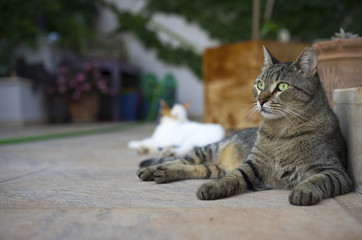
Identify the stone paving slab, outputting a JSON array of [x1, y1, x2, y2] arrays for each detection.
[[1, 206, 361, 240], [0, 123, 361, 240]]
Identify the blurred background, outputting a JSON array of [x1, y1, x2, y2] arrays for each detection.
[[0, 0, 361, 127]]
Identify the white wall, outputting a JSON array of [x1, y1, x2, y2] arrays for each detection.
[[97, 0, 220, 117], [0, 78, 46, 126]]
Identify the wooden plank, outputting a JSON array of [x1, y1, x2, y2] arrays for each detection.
[[204, 40, 310, 129]]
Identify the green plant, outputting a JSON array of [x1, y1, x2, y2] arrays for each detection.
[[332, 28, 359, 39], [109, 8, 202, 78], [146, 0, 362, 42], [109, 0, 361, 80], [0, 0, 104, 76]]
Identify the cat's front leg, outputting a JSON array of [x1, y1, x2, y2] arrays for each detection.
[[137, 165, 158, 181], [137, 157, 190, 182], [197, 160, 265, 200], [289, 168, 353, 206], [196, 173, 240, 200]]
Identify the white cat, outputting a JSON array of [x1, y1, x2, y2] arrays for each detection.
[[128, 100, 225, 156]]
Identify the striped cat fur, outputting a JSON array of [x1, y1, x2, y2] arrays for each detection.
[[136, 46, 353, 206]]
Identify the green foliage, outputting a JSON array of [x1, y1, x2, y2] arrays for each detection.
[[0, 0, 103, 74], [146, 1, 254, 42], [111, 0, 361, 79], [111, 9, 202, 77], [270, 0, 362, 41], [146, 0, 362, 42]]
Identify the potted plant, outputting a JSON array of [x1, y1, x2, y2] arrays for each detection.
[[312, 29, 362, 106], [47, 61, 117, 122]]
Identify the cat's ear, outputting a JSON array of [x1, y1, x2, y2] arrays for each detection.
[[262, 46, 279, 70], [183, 102, 191, 110], [160, 99, 169, 109], [292, 47, 318, 77]]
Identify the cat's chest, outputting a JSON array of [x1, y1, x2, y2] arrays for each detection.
[[257, 138, 304, 162], [254, 138, 309, 188], [268, 165, 306, 189]]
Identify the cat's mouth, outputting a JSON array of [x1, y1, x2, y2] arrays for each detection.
[[258, 106, 279, 118], [256, 101, 281, 119]]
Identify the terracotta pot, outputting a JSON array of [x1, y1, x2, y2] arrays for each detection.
[[312, 38, 362, 107], [68, 93, 100, 122]]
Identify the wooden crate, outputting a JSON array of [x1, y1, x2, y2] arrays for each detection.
[[203, 40, 310, 129]]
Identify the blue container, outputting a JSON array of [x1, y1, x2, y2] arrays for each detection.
[[119, 92, 139, 121]]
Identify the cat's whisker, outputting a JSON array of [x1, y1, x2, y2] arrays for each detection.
[[280, 111, 300, 134], [282, 110, 315, 130], [239, 104, 256, 114], [284, 108, 313, 124], [239, 102, 257, 107], [244, 109, 258, 122], [240, 108, 257, 122], [239, 103, 256, 114], [278, 100, 314, 117], [282, 109, 303, 123], [239, 104, 258, 123], [286, 106, 313, 118]]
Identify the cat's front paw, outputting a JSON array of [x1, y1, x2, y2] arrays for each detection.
[[154, 166, 173, 184], [196, 181, 227, 200], [137, 167, 155, 181], [289, 186, 322, 206]]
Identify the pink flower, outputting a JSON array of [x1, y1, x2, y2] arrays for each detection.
[[92, 60, 100, 67], [93, 70, 101, 79], [83, 63, 91, 71], [83, 83, 91, 92], [57, 76, 65, 84], [58, 85, 66, 93], [69, 80, 77, 88], [97, 81, 106, 89], [60, 66, 69, 74], [76, 73, 85, 82]]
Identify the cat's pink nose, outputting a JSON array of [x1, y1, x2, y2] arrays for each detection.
[[258, 98, 267, 106]]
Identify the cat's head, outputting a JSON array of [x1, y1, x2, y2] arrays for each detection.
[[253, 46, 319, 120], [160, 99, 190, 122]]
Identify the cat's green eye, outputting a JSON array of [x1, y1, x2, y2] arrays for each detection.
[[277, 82, 289, 91], [257, 81, 265, 90]]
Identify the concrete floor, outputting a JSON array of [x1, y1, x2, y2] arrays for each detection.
[[0, 123, 361, 240]]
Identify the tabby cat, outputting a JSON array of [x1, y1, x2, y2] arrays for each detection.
[[137, 47, 353, 206]]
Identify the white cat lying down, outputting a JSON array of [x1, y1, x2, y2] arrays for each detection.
[[128, 100, 225, 156]]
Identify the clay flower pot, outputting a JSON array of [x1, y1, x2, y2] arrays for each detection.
[[68, 92, 100, 122], [312, 38, 362, 107]]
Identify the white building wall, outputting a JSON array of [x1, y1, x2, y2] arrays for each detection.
[[0, 78, 46, 126]]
